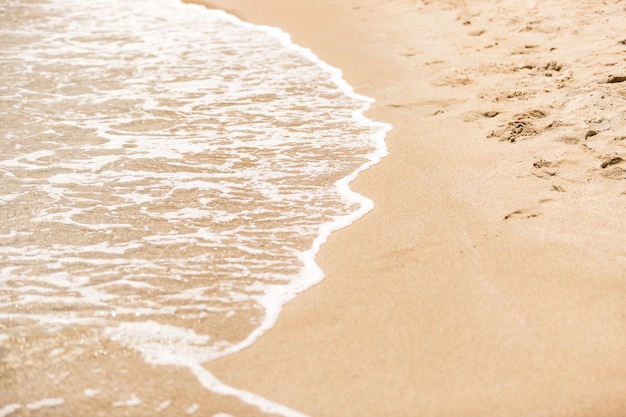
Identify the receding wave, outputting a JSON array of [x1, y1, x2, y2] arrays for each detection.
[[0, 0, 389, 415]]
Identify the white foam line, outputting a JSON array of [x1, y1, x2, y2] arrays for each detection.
[[159, 1, 392, 415], [188, 363, 309, 417], [0, 404, 20, 417], [25, 397, 65, 410]]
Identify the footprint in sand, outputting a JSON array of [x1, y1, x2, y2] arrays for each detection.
[[503, 208, 542, 221], [489, 109, 547, 142], [504, 198, 555, 221]]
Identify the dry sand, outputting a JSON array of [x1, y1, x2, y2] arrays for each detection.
[[194, 0, 626, 416]]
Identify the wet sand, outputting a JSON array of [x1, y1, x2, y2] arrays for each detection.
[[193, 0, 626, 416]]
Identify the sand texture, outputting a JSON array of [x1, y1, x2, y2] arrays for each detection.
[[195, 0, 626, 416]]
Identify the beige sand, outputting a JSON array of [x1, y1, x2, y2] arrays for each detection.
[[194, 0, 626, 415]]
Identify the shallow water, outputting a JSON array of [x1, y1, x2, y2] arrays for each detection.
[[0, 0, 388, 414]]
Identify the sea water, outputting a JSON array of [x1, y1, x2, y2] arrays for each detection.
[[0, 0, 389, 415]]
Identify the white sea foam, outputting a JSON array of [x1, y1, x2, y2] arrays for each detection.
[[0, 0, 390, 415], [25, 398, 65, 410], [0, 404, 21, 417]]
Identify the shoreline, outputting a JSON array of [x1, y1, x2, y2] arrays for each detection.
[[197, 1, 626, 416]]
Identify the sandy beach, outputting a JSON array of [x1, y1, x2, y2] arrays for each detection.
[[2, 1, 622, 415], [191, 0, 626, 416]]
